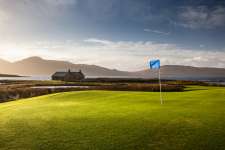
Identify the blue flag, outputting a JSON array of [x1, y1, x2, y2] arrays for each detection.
[[149, 59, 160, 69]]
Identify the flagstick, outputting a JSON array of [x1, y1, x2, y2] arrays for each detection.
[[159, 68, 163, 104]]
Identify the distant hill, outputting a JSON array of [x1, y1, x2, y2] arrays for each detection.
[[134, 65, 225, 80], [0, 57, 225, 80], [0, 74, 21, 77], [0, 57, 131, 77]]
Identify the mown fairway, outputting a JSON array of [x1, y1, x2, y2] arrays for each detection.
[[0, 86, 225, 150]]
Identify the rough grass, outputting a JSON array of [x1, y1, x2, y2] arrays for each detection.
[[0, 82, 183, 103], [0, 86, 225, 150]]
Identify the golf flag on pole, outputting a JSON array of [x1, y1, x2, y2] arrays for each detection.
[[150, 59, 160, 69], [149, 59, 163, 104]]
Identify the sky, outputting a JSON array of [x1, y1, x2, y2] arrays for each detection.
[[0, 0, 225, 71]]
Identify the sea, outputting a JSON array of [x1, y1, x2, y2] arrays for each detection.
[[0, 76, 135, 81], [0, 76, 225, 85], [0, 76, 51, 81]]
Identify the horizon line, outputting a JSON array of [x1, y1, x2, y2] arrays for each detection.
[[0, 56, 225, 72]]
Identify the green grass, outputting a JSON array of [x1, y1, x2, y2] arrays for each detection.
[[0, 86, 225, 150]]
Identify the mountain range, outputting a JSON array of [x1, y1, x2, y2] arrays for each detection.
[[0, 56, 225, 80]]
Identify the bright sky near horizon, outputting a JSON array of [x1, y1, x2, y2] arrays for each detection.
[[0, 0, 225, 71]]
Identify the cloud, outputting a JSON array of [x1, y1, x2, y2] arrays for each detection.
[[84, 38, 113, 45], [0, 0, 79, 36], [178, 6, 225, 29], [0, 9, 9, 23], [144, 29, 170, 35], [45, 0, 77, 6], [1, 38, 225, 71], [199, 44, 205, 48], [80, 38, 225, 70], [0, 0, 77, 19]]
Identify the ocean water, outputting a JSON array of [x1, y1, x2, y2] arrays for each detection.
[[0, 76, 51, 81], [206, 81, 225, 85], [0, 76, 225, 86], [32, 86, 90, 89], [0, 76, 130, 81]]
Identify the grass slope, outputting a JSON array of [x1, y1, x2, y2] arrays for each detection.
[[0, 86, 225, 150]]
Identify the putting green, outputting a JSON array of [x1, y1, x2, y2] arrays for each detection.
[[0, 86, 225, 150]]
